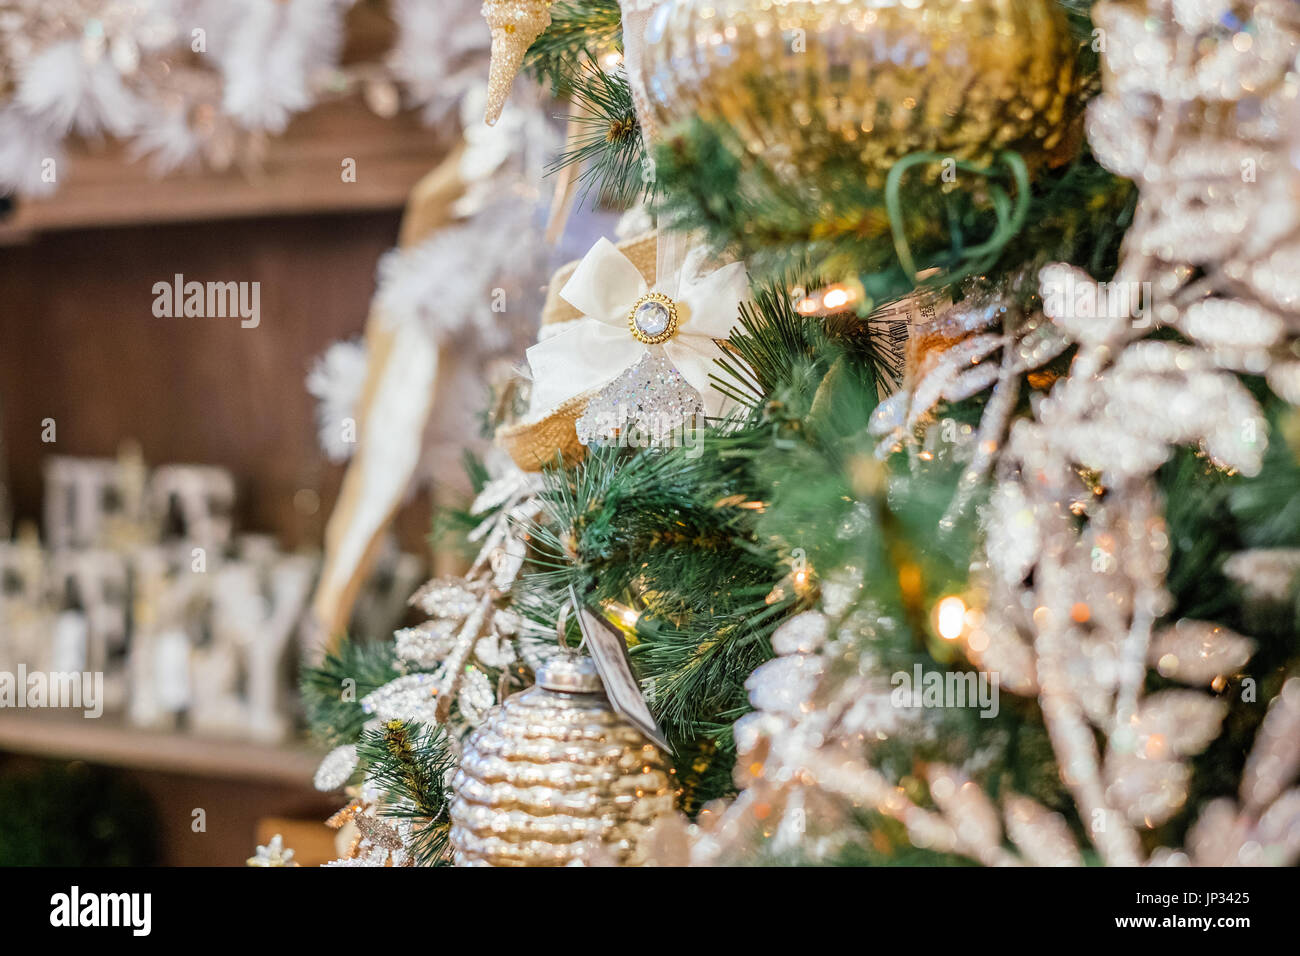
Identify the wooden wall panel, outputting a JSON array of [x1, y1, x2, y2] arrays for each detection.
[[0, 210, 433, 555]]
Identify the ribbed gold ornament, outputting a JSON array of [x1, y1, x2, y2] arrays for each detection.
[[639, 0, 1082, 181], [449, 656, 675, 866]]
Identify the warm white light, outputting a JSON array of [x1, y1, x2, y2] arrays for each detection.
[[936, 595, 967, 641], [792, 566, 812, 593], [601, 601, 640, 629], [822, 286, 852, 309]]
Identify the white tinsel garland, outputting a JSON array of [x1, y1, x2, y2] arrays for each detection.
[[0, 0, 490, 194], [214, 0, 351, 132], [388, 0, 491, 126], [305, 338, 369, 463]]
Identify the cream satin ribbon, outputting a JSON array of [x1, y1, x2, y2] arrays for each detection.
[[525, 236, 749, 418]]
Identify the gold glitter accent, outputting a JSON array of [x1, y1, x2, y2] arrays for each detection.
[[640, 0, 1082, 184], [482, 0, 552, 126]]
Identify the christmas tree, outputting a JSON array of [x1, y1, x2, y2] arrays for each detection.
[[304, 0, 1300, 867]]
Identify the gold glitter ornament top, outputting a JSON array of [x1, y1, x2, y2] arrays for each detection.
[[639, 0, 1083, 183], [482, 0, 553, 125]]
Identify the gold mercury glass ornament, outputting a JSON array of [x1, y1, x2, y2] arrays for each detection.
[[449, 654, 676, 866], [639, 0, 1082, 182]]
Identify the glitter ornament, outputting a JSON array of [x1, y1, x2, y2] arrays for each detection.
[[525, 236, 750, 436], [575, 352, 705, 448], [639, 0, 1081, 183], [361, 672, 444, 727], [246, 834, 298, 867], [449, 655, 675, 866], [481, 0, 552, 126]]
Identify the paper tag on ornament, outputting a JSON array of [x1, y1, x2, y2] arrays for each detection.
[[867, 293, 950, 398], [570, 584, 670, 751]]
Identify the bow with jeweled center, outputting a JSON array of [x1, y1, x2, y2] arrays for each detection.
[[525, 237, 750, 418]]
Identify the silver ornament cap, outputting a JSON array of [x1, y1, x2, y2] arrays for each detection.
[[536, 654, 604, 694]]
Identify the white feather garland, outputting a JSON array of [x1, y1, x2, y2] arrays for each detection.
[[0, 0, 489, 196], [306, 339, 370, 462]]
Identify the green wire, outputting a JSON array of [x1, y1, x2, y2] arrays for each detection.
[[884, 150, 1032, 282]]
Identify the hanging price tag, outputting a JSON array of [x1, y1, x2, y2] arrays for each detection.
[[866, 292, 950, 397], [569, 584, 669, 751]]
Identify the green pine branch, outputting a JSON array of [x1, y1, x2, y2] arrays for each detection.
[[356, 720, 457, 866], [524, 0, 623, 93], [511, 303, 972, 803], [301, 637, 399, 747], [654, 116, 1134, 306], [523, 2, 648, 210], [548, 58, 649, 209]]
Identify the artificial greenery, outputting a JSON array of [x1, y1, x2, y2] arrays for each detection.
[[524, 0, 650, 209], [301, 0, 1300, 864], [652, 116, 1134, 308], [507, 280, 1048, 814], [301, 637, 398, 748], [547, 56, 648, 209], [356, 720, 457, 866], [524, 0, 623, 93]]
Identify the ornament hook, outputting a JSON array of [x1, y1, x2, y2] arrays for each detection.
[[555, 597, 585, 652]]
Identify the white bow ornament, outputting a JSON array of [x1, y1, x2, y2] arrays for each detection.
[[525, 237, 750, 420]]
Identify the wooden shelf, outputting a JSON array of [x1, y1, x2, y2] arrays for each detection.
[[0, 97, 449, 242], [0, 711, 323, 786]]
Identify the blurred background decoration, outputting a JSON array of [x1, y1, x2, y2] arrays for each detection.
[[0, 443, 322, 742], [0, 0, 559, 865]]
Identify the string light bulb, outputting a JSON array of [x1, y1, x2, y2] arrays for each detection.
[[792, 566, 813, 593], [935, 595, 967, 641], [792, 281, 863, 317], [603, 600, 640, 629]]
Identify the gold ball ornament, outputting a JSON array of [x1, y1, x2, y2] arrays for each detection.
[[639, 0, 1082, 182], [482, 0, 552, 126], [449, 655, 676, 866]]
